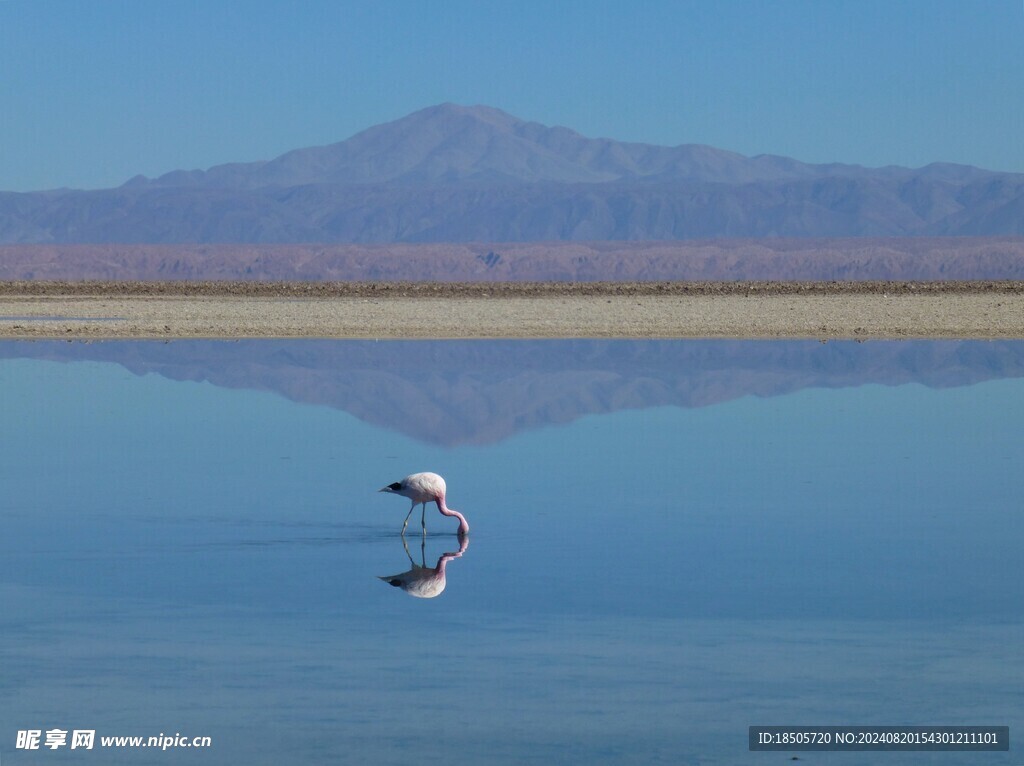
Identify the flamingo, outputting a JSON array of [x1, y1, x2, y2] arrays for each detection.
[[379, 471, 469, 536], [379, 534, 469, 599]]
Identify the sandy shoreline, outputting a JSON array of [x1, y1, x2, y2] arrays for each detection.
[[1, 281, 1023, 339]]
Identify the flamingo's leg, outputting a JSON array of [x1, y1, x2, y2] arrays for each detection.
[[421, 502, 427, 535], [402, 502, 415, 535]]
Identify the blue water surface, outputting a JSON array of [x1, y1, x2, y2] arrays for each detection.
[[0, 340, 1021, 765]]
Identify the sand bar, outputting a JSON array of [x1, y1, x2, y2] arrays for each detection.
[[0, 281, 1022, 339]]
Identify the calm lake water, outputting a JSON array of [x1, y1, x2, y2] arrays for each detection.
[[1, 340, 1022, 764]]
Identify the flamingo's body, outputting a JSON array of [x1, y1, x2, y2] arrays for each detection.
[[379, 471, 469, 536]]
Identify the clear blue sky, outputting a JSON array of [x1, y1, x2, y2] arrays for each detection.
[[2, 0, 1023, 191]]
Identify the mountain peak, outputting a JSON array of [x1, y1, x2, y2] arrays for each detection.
[[85, 104, 1024, 195], [141, 103, 624, 188], [139, 103, 797, 190], [407, 102, 524, 126], [14, 104, 1012, 245]]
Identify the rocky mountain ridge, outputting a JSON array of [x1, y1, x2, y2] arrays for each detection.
[[3, 104, 1023, 244]]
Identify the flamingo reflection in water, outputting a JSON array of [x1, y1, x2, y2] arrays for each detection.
[[379, 534, 469, 599]]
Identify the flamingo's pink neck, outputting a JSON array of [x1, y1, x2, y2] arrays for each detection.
[[436, 494, 469, 536]]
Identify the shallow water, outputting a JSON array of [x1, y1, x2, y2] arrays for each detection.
[[0, 340, 1021, 764]]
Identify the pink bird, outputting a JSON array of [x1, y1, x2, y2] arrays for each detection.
[[379, 471, 469, 537]]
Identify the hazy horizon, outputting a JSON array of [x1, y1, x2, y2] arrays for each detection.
[[6, 102, 1024, 194], [2, 1, 1023, 192]]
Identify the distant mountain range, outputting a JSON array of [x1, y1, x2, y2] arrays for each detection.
[[3, 103, 1024, 244], [2, 339, 1022, 445]]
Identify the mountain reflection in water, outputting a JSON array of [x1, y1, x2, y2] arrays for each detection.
[[0, 339, 1021, 446]]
